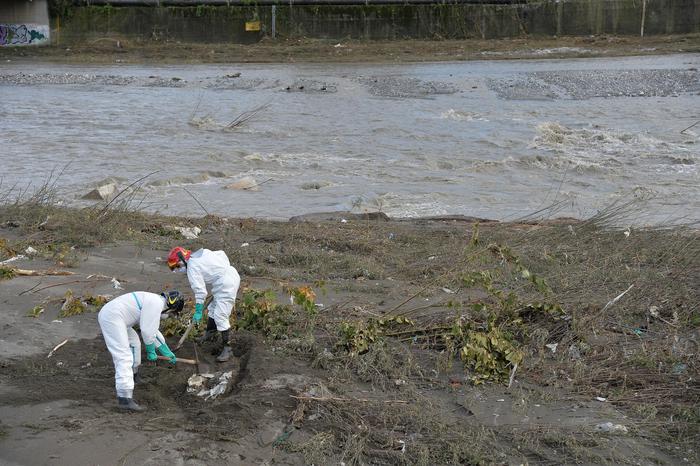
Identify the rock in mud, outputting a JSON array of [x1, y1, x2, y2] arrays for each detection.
[[225, 176, 258, 191], [300, 181, 331, 190], [595, 422, 628, 434], [82, 183, 118, 201], [289, 211, 390, 223]]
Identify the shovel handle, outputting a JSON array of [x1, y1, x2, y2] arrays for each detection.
[[157, 355, 197, 365], [175, 321, 194, 350]]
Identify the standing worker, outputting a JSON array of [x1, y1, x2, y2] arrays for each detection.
[[167, 247, 240, 362], [98, 290, 184, 412]]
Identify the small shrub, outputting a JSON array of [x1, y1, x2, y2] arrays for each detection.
[[0, 266, 16, 281]]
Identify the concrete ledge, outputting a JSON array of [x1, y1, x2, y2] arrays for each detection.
[[0, 0, 50, 46], [49, 0, 700, 43]]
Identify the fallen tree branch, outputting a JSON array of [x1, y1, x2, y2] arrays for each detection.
[[14, 268, 75, 277], [226, 102, 270, 129], [21, 278, 109, 295], [47, 339, 69, 358]]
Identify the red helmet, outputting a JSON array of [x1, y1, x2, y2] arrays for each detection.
[[167, 247, 191, 270]]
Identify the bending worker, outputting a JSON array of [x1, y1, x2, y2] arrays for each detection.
[[167, 246, 240, 362], [98, 290, 184, 412]]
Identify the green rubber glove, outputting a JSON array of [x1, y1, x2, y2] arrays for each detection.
[[193, 302, 204, 323], [156, 342, 177, 364], [145, 343, 157, 362]]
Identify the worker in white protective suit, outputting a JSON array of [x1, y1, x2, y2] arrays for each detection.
[[167, 246, 240, 362], [98, 290, 184, 411]]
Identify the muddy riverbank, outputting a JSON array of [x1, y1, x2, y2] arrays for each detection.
[[3, 34, 700, 64], [0, 202, 697, 465]]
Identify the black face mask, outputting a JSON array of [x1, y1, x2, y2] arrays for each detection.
[[177, 251, 188, 268]]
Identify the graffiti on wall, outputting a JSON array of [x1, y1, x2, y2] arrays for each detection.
[[0, 24, 49, 46]]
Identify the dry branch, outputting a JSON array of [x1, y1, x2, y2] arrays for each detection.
[[226, 103, 270, 129], [47, 339, 69, 358], [14, 268, 75, 277]]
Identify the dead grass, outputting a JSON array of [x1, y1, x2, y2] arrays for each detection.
[[287, 392, 503, 465], [1, 181, 697, 463]]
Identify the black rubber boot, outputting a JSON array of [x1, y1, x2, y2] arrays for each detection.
[[216, 330, 232, 362], [133, 370, 143, 385], [197, 317, 218, 345], [117, 397, 145, 412]]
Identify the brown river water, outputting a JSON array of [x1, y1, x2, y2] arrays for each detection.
[[2, 53, 699, 224]]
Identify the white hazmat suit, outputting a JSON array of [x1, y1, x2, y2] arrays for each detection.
[[98, 292, 167, 399], [187, 248, 240, 331]]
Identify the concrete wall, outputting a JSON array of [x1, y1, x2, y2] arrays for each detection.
[[0, 0, 50, 46], [51, 0, 700, 44]]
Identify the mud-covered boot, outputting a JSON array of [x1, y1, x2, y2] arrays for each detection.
[[197, 317, 219, 345], [216, 345, 233, 362], [117, 397, 145, 412], [215, 329, 232, 362], [133, 369, 144, 385]]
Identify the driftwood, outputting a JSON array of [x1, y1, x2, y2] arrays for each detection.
[[47, 339, 69, 358], [14, 268, 75, 277]]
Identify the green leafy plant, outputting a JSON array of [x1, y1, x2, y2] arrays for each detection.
[[238, 288, 295, 339], [451, 321, 522, 385], [58, 290, 111, 318], [27, 306, 44, 318], [0, 266, 16, 281], [287, 285, 317, 315], [338, 315, 415, 356]]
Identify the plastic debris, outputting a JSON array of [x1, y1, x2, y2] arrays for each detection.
[[595, 422, 628, 434], [545, 343, 558, 353], [649, 306, 660, 319], [595, 396, 607, 402], [177, 226, 201, 240], [241, 243, 249, 248], [188, 371, 234, 400], [0, 255, 25, 265], [111, 278, 123, 290], [25, 246, 38, 255]]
